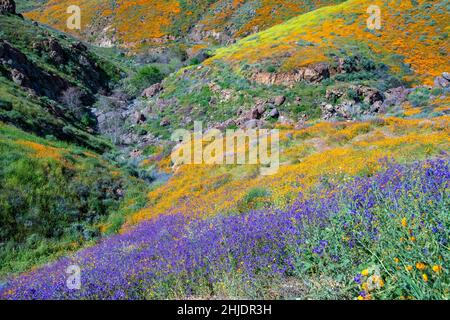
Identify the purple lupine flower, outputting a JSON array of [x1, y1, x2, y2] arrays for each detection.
[[354, 274, 363, 284]]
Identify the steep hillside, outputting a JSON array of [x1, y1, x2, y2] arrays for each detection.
[[99, 0, 450, 227], [24, 0, 345, 49], [128, 0, 449, 139], [0, 122, 149, 276], [0, 13, 127, 150], [211, 0, 449, 85], [0, 11, 149, 276], [1, 0, 449, 301]]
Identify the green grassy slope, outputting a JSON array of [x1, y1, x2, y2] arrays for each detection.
[[0, 14, 150, 276]]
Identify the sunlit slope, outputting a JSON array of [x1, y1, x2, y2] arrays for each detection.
[[0, 15, 149, 275], [0, 122, 132, 275], [25, 0, 345, 48], [191, 0, 346, 37], [210, 0, 449, 85], [129, 114, 450, 225]]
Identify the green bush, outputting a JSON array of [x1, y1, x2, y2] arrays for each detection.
[[408, 88, 430, 107], [126, 66, 163, 96], [237, 187, 271, 213]]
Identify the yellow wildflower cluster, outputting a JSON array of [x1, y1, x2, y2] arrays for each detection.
[[356, 268, 384, 300], [16, 140, 64, 161]]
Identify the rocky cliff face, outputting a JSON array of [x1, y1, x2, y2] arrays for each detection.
[[31, 37, 112, 96], [0, 32, 113, 102], [0, 40, 69, 99], [250, 63, 332, 86], [0, 13, 123, 152]]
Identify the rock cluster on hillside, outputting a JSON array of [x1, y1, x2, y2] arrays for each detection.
[[0, 40, 69, 99], [320, 85, 385, 120], [434, 72, 450, 88], [251, 63, 331, 86], [142, 83, 163, 98], [0, 0, 15, 15]]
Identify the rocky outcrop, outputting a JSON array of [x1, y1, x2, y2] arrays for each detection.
[[326, 88, 344, 101], [142, 83, 163, 98], [273, 96, 286, 106], [250, 53, 381, 86], [353, 85, 384, 105], [251, 63, 331, 86], [0, 40, 68, 99], [93, 92, 151, 146], [434, 72, 450, 88], [47, 38, 67, 64], [383, 86, 408, 107], [207, 82, 234, 103], [268, 108, 280, 119], [133, 111, 146, 124], [227, 97, 283, 129], [247, 101, 267, 120], [0, 0, 15, 14], [321, 99, 385, 120], [321, 101, 355, 120]]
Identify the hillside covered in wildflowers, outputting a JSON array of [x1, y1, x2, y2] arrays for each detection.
[[2, 159, 449, 299], [0, 0, 449, 300]]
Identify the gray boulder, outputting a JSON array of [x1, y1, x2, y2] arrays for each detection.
[[244, 119, 258, 129], [142, 83, 163, 98], [273, 95, 286, 106], [268, 108, 280, 119], [0, 0, 15, 14]]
